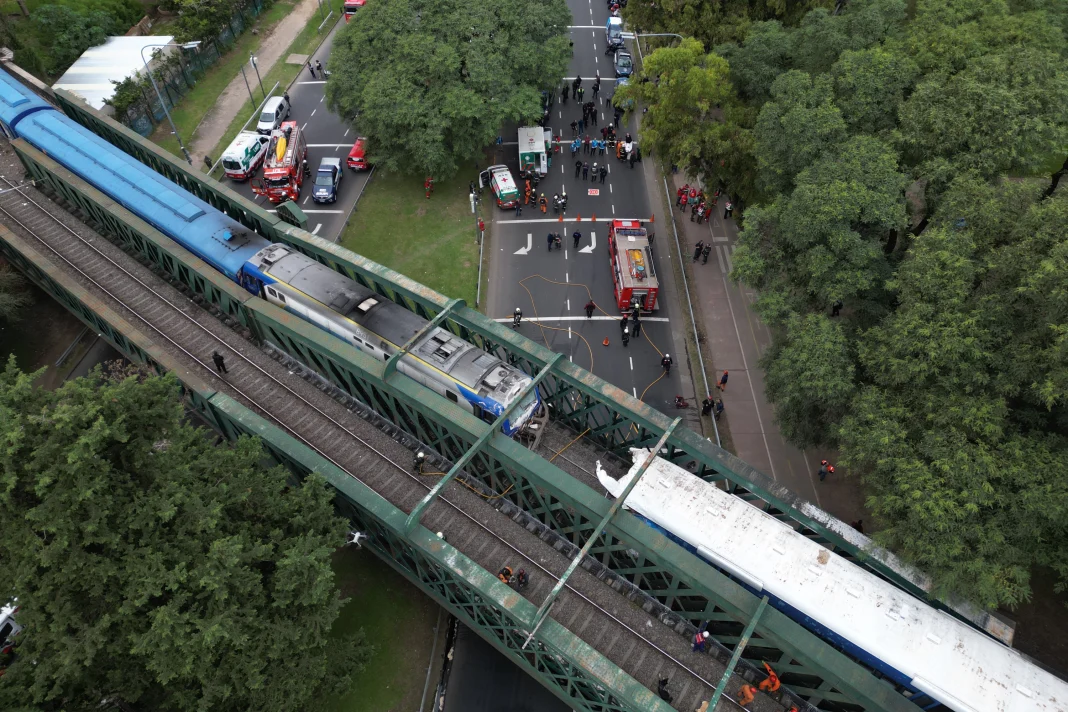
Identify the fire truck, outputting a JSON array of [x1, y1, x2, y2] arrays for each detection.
[[343, 0, 365, 21], [250, 122, 307, 204], [607, 219, 659, 312]]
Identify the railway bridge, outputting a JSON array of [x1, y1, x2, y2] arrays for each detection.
[[0, 80, 992, 712]]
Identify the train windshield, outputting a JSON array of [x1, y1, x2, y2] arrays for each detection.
[[511, 388, 539, 427]]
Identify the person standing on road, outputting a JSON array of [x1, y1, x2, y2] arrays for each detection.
[[701, 243, 711, 264], [315, 59, 323, 75], [582, 161, 589, 180], [724, 200, 734, 219], [575, 159, 582, 178], [591, 162, 598, 181], [717, 370, 728, 391], [547, 232, 556, 251], [584, 299, 596, 318], [599, 164, 607, 183], [212, 351, 228, 375], [631, 315, 641, 339], [573, 76, 581, 92], [515, 201, 522, 217], [573, 230, 582, 249], [576, 85, 585, 102], [593, 76, 601, 97], [621, 326, 630, 347], [661, 353, 673, 374], [677, 185, 687, 208], [578, 117, 585, 134], [619, 313, 629, 333], [307, 61, 316, 78], [584, 135, 591, 154], [570, 120, 578, 138], [512, 308, 523, 328], [539, 193, 548, 214], [562, 83, 569, 103], [701, 396, 714, 416], [693, 240, 704, 262], [631, 303, 640, 322]]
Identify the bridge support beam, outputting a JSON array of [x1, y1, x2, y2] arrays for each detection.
[[708, 596, 770, 710], [524, 419, 681, 640], [403, 352, 564, 533]]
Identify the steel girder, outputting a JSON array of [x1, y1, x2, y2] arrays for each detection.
[[0, 218, 672, 712], [46, 92, 953, 618], [8, 137, 922, 711]]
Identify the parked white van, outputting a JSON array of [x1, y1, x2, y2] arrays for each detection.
[[256, 95, 291, 134]]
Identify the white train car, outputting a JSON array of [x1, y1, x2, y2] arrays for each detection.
[[597, 450, 1068, 712]]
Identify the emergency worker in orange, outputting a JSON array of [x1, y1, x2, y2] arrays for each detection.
[[760, 662, 781, 693], [524, 179, 532, 205], [737, 684, 756, 707]]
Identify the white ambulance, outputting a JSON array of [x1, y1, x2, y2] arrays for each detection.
[[220, 130, 272, 181]]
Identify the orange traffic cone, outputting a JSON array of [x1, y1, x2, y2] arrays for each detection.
[[576, 214, 582, 221], [602, 337, 610, 346], [650, 213, 655, 223], [592, 213, 597, 222], [558, 214, 563, 222]]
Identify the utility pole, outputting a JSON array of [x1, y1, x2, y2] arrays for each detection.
[[249, 53, 266, 100]]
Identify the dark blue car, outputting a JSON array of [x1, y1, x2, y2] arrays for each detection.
[[313, 157, 343, 203]]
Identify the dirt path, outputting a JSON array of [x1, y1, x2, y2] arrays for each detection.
[[188, 0, 323, 167]]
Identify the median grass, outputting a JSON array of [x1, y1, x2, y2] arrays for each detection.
[[204, 0, 344, 168], [319, 547, 440, 712], [338, 173, 482, 305]]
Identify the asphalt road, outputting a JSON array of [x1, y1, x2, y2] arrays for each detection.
[[220, 21, 368, 243], [485, 6, 688, 414]]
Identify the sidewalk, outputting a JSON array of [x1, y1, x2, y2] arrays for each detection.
[[666, 175, 867, 523], [188, 0, 324, 166]]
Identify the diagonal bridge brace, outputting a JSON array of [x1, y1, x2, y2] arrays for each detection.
[[384, 298, 464, 379], [708, 595, 769, 709], [403, 352, 564, 533], [522, 418, 681, 645]]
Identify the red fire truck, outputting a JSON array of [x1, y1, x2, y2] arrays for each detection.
[[250, 122, 307, 204], [343, 0, 365, 21], [607, 219, 659, 312]]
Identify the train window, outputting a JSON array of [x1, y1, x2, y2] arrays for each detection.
[[446, 391, 459, 403], [355, 297, 379, 314], [352, 336, 362, 345]]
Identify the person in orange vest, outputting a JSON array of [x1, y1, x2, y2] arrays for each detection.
[[539, 193, 548, 214], [737, 683, 756, 707], [760, 662, 781, 693], [524, 179, 532, 205], [692, 629, 709, 652], [497, 566, 513, 585]]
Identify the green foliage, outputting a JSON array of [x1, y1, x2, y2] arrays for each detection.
[[171, 0, 238, 42], [0, 362, 372, 711], [326, 0, 570, 179], [30, 4, 122, 75], [831, 48, 917, 135], [0, 265, 32, 321]]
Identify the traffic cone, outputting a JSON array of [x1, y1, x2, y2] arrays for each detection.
[[650, 213, 655, 223], [602, 337, 610, 346], [576, 214, 582, 221], [558, 214, 563, 222], [592, 213, 597, 222]]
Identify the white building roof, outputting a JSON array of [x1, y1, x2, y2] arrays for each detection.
[[52, 36, 175, 110]]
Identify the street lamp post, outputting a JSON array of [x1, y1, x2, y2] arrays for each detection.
[[249, 54, 266, 100], [140, 41, 201, 166]]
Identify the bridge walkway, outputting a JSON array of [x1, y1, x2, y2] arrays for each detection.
[[0, 151, 791, 712]]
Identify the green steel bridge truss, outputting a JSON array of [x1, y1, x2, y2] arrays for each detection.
[[0, 90, 967, 711]]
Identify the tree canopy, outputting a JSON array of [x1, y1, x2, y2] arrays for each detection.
[[632, 0, 1068, 608], [0, 361, 371, 711], [326, 0, 570, 179]]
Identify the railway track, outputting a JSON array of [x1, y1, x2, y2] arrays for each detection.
[[0, 167, 789, 712]]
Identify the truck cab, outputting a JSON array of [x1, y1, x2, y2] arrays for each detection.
[[478, 165, 519, 209], [250, 122, 308, 204]]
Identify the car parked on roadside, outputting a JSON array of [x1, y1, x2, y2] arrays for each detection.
[[346, 138, 370, 171], [614, 51, 633, 78]]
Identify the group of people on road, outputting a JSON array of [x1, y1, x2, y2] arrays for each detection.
[[575, 160, 609, 184], [497, 565, 529, 590]]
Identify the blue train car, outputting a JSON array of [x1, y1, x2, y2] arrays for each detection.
[[0, 72, 51, 139]]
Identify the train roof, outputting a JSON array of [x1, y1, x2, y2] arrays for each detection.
[[598, 451, 1068, 712], [0, 68, 52, 133], [14, 110, 267, 280]]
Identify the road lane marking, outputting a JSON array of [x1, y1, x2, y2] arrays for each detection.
[[569, 326, 572, 340], [320, 95, 324, 103], [310, 109, 317, 117], [303, 196, 309, 205], [565, 272, 569, 282], [717, 245, 727, 273], [301, 123, 308, 130], [611, 205, 616, 214], [492, 316, 670, 323], [515, 233, 532, 255], [298, 80, 327, 84], [493, 217, 647, 224], [629, 357, 633, 370], [579, 230, 596, 253], [633, 387, 637, 398], [344, 128, 350, 137], [724, 245, 734, 274], [609, 184, 613, 193], [267, 209, 344, 214], [567, 299, 571, 310], [312, 223, 322, 235]]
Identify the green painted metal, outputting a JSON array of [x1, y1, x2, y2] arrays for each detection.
[[383, 297, 462, 379], [276, 200, 307, 229], [9, 111, 934, 710], [44, 92, 955, 622], [0, 218, 674, 712], [525, 419, 681, 644], [404, 351, 564, 533], [708, 596, 769, 711]]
